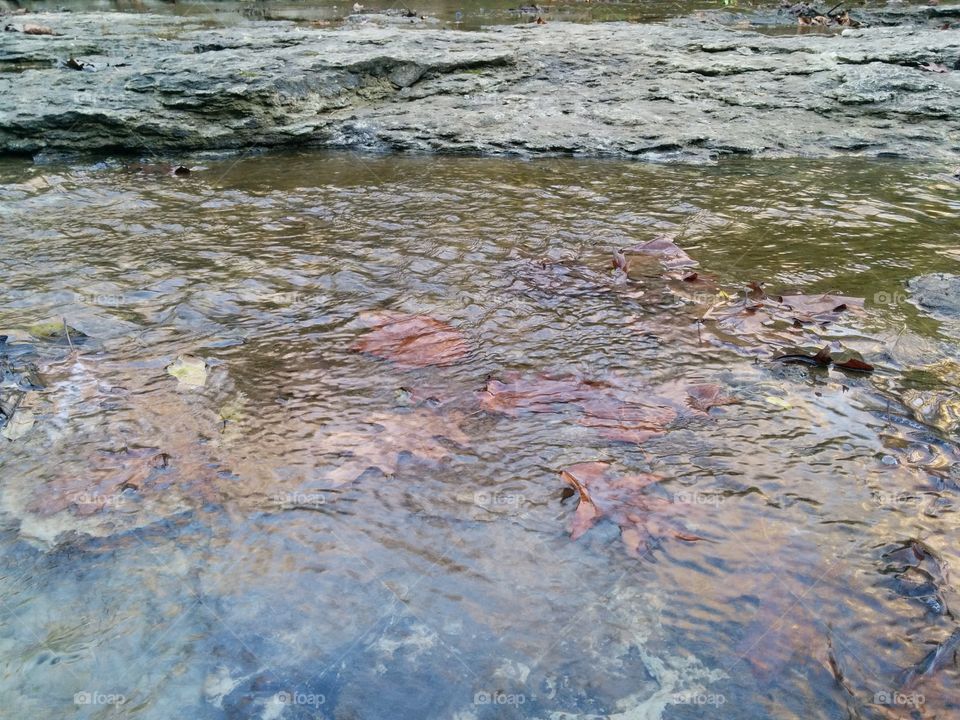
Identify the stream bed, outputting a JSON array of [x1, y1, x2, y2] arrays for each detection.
[[1, 152, 960, 719]]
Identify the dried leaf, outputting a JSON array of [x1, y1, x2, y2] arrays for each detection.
[[684, 383, 738, 412], [315, 409, 470, 485], [351, 310, 469, 368], [479, 372, 677, 444], [560, 461, 702, 557], [834, 357, 874, 373]]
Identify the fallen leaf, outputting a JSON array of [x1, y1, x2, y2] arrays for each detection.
[[702, 287, 864, 355], [780, 293, 864, 322], [166, 354, 208, 387], [351, 310, 469, 368], [834, 357, 874, 373], [775, 344, 874, 373], [315, 408, 470, 484], [624, 235, 698, 269], [478, 372, 606, 415], [479, 372, 677, 444], [560, 461, 703, 557], [684, 383, 738, 412], [27, 320, 87, 345]]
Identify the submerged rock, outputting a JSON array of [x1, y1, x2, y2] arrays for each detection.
[[908, 273, 960, 319], [0, 10, 959, 161]]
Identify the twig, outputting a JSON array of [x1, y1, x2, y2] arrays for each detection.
[[62, 316, 74, 351]]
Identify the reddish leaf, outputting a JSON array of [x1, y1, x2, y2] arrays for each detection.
[[351, 310, 469, 369], [478, 373, 602, 415], [834, 357, 874, 373], [684, 383, 738, 412], [479, 372, 677, 444], [560, 462, 703, 557]]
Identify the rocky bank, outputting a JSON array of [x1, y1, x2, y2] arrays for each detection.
[[1, 8, 959, 161]]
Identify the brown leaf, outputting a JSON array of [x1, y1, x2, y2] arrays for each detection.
[[834, 357, 874, 373], [315, 409, 470, 484], [684, 383, 738, 412], [560, 461, 702, 557], [478, 372, 602, 415], [351, 310, 469, 369], [479, 372, 677, 444]]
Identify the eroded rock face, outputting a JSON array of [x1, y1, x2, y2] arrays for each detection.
[[0, 10, 959, 160]]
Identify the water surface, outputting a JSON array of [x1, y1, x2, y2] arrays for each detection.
[[1, 153, 960, 719]]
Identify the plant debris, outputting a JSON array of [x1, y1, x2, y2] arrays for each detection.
[[351, 310, 470, 368], [560, 461, 704, 557]]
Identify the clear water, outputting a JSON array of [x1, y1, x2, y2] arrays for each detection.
[[1, 152, 960, 719]]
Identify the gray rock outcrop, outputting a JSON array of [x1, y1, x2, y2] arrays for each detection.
[[1, 10, 959, 160]]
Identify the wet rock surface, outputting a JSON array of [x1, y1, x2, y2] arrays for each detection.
[[908, 273, 960, 320], [0, 8, 959, 160]]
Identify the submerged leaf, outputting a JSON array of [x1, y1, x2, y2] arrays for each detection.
[[166, 355, 208, 387], [351, 310, 469, 368], [560, 461, 703, 557], [315, 408, 470, 485], [624, 235, 698, 269], [479, 372, 677, 444], [684, 383, 738, 412]]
